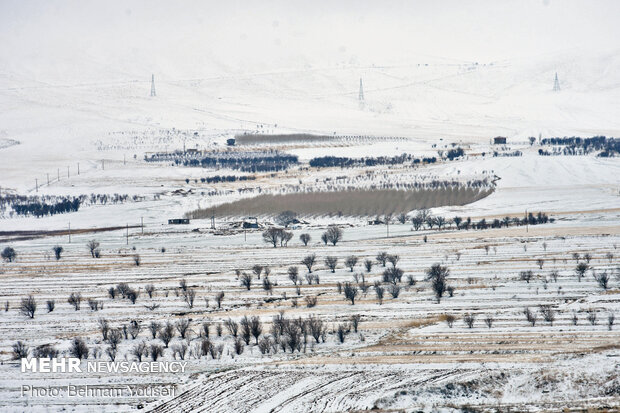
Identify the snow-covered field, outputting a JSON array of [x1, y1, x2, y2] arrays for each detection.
[[1, 1, 620, 412]]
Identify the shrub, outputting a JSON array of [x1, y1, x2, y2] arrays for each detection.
[[70, 338, 89, 359], [2, 247, 17, 262], [52, 246, 63, 260], [12, 341, 29, 359]]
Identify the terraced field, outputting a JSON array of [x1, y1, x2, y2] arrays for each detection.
[[1, 217, 618, 411]]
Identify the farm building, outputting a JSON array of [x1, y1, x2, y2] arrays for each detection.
[[493, 136, 507, 144], [168, 218, 190, 225]]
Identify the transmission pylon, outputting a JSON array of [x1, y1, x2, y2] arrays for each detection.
[[358, 78, 364, 101], [150, 74, 156, 97], [553, 72, 560, 92]]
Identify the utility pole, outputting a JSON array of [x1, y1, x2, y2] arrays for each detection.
[[77, 162, 80, 175], [67, 166, 70, 178], [150, 74, 156, 97], [47, 173, 50, 185], [35, 178, 38, 192], [57, 168, 60, 181], [68, 222, 71, 243], [126, 223, 129, 245], [141, 217, 144, 235], [123, 154, 126, 165]]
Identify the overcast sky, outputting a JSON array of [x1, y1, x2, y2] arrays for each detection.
[[1, 0, 619, 79]]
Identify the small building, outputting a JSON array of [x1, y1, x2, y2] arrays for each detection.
[[493, 136, 507, 145], [242, 217, 259, 229], [168, 218, 190, 225]]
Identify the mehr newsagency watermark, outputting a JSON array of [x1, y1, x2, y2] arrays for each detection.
[[20, 358, 184, 398]]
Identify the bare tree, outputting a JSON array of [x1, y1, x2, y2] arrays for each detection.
[[343, 282, 358, 305], [300, 233, 311, 246], [336, 324, 348, 343], [575, 263, 588, 282], [275, 211, 298, 228], [364, 259, 373, 273], [387, 254, 400, 267], [225, 318, 239, 337], [539, 305, 555, 325], [158, 322, 175, 347], [172, 343, 188, 360], [240, 273, 253, 290], [87, 240, 100, 258], [128, 320, 142, 339], [250, 316, 263, 344], [305, 296, 317, 308], [435, 216, 447, 230], [536, 259, 544, 269], [520, 270, 534, 283], [131, 341, 149, 362], [376, 252, 388, 267], [262, 227, 282, 248], [325, 226, 343, 246], [345, 256, 358, 272], [262, 276, 273, 294], [608, 313, 615, 330], [98, 318, 110, 340], [145, 284, 155, 298], [387, 284, 401, 298], [524, 307, 537, 326], [46, 299, 55, 312], [382, 267, 403, 284], [215, 291, 225, 309], [133, 255, 141, 266], [445, 314, 455, 328], [595, 271, 610, 290], [52, 245, 63, 260], [411, 215, 424, 231], [233, 338, 245, 355], [301, 255, 316, 273], [586, 309, 597, 325], [463, 313, 475, 328], [127, 289, 139, 304], [484, 315, 494, 329], [176, 318, 191, 339], [252, 265, 263, 279], [351, 314, 361, 332], [426, 264, 450, 303], [184, 288, 196, 308], [320, 232, 328, 245], [240, 316, 252, 345], [70, 338, 89, 359], [325, 256, 338, 273], [150, 344, 164, 361], [374, 282, 384, 304], [149, 321, 162, 339], [288, 266, 299, 285], [308, 315, 325, 343], [20, 295, 37, 318]]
